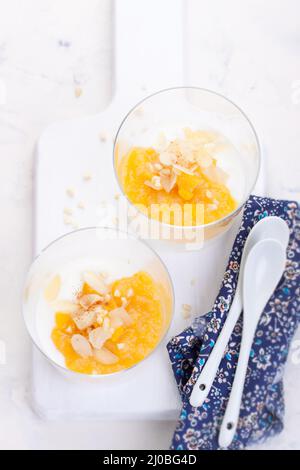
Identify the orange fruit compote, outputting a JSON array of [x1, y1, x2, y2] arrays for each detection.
[[51, 271, 167, 375], [117, 128, 237, 226]]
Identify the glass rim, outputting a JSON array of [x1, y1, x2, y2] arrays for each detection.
[[113, 86, 261, 230], [22, 225, 175, 379]]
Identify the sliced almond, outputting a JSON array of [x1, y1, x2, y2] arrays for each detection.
[[172, 164, 195, 175], [159, 151, 176, 166], [146, 175, 162, 190], [103, 317, 111, 331], [71, 334, 92, 358], [160, 168, 171, 175], [44, 275, 61, 302], [110, 313, 124, 330], [72, 309, 96, 330], [153, 163, 163, 171], [89, 327, 112, 349], [78, 294, 103, 309], [94, 347, 119, 365], [110, 307, 133, 327], [51, 300, 78, 314], [83, 271, 109, 295], [127, 288, 134, 298], [92, 305, 108, 315], [160, 172, 177, 193]]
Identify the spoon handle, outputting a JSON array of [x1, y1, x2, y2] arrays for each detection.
[[190, 292, 242, 407], [218, 326, 255, 448]]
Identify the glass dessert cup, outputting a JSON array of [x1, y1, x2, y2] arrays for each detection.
[[22, 227, 174, 381], [114, 87, 261, 247]]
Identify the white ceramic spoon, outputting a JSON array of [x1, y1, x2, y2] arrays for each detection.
[[190, 216, 289, 408], [218, 238, 286, 448]]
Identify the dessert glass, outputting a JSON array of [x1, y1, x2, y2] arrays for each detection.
[[114, 87, 261, 246], [22, 227, 174, 380]]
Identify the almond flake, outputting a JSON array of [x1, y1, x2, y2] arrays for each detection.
[[66, 188, 75, 198], [63, 214, 73, 226], [83, 172, 92, 181], [63, 207, 73, 216], [172, 164, 195, 175], [94, 347, 119, 365], [74, 87, 82, 98], [71, 334, 92, 358], [83, 271, 109, 295], [160, 172, 177, 193], [103, 317, 111, 331], [72, 309, 97, 330], [99, 132, 107, 142], [114, 289, 121, 298], [144, 175, 162, 190], [78, 294, 102, 309], [127, 288, 134, 298], [182, 304, 192, 320], [153, 163, 163, 171], [110, 307, 133, 327], [52, 300, 78, 314], [159, 151, 176, 166], [182, 303, 192, 312], [89, 327, 111, 349], [77, 201, 85, 210], [44, 275, 61, 302]]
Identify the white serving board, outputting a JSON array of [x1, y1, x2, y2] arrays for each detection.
[[32, 0, 265, 420]]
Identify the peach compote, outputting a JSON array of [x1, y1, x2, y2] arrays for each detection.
[[51, 270, 165, 375], [118, 128, 237, 225]]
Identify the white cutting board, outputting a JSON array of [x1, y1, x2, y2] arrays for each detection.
[[32, 0, 265, 419]]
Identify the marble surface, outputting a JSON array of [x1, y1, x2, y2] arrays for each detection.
[[0, 0, 299, 450]]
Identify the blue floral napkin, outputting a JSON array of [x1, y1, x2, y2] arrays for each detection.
[[167, 195, 300, 450]]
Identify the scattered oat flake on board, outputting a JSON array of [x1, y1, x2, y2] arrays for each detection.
[[74, 87, 82, 98], [66, 188, 75, 198], [99, 132, 107, 142], [182, 303, 192, 319], [77, 201, 85, 209], [63, 214, 74, 226], [83, 172, 92, 181], [63, 207, 73, 216]]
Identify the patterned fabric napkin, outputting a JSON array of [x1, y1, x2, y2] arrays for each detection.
[[167, 195, 300, 450]]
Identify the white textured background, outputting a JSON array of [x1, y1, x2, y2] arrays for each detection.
[[0, 0, 299, 449]]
